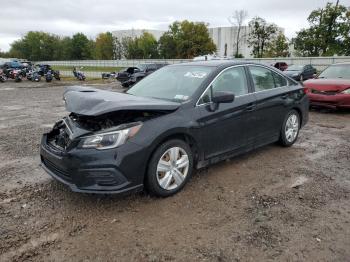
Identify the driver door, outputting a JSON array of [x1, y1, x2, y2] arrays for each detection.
[[196, 66, 256, 159]]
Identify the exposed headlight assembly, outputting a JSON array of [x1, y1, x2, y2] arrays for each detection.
[[341, 88, 350, 94], [80, 123, 142, 150]]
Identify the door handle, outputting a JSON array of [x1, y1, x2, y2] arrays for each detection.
[[245, 103, 255, 111]]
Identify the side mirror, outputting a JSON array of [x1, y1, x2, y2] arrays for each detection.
[[212, 91, 235, 104]]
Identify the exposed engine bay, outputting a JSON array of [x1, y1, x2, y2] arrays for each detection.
[[47, 110, 169, 151], [69, 110, 167, 131]]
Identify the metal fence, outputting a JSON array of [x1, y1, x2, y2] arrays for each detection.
[[38, 56, 350, 77]]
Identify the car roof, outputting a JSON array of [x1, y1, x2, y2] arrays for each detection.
[[169, 60, 265, 68]]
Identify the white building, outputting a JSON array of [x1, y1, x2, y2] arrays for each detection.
[[113, 26, 284, 59], [209, 26, 252, 58]]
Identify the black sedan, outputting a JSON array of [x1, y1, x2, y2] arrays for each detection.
[[284, 64, 317, 81], [40, 61, 309, 197]]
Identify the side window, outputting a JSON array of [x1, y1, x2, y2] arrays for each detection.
[[249, 66, 275, 92], [272, 71, 287, 87], [198, 66, 248, 104]]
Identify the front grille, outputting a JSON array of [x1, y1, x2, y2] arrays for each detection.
[[42, 157, 72, 182], [311, 89, 338, 95]]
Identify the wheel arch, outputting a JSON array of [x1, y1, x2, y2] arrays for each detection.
[[291, 107, 303, 126], [143, 131, 200, 184]]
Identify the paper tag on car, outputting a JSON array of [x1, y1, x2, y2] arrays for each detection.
[[174, 94, 189, 101], [184, 72, 207, 78]]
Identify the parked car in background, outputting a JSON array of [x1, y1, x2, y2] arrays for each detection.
[[1, 61, 24, 70], [283, 64, 317, 81], [40, 61, 308, 197], [273, 62, 288, 71], [304, 63, 350, 109], [0, 69, 6, 82], [116, 63, 168, 88]]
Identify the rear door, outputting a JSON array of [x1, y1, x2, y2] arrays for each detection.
[[197, 66, 256, 159], [247, 65, 291, 147]]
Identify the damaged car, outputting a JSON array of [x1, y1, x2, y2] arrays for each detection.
[[116, 63, 168, 88], [40, 61, 309, 197]]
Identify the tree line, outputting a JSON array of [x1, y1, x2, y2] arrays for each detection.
[[0, 1, 349, 60], [0, 21, 216, 61]]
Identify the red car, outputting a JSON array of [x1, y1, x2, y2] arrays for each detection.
[[304, 63, 350, 109]]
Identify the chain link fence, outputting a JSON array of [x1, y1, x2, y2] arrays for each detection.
[[38, 57, 350, 77]]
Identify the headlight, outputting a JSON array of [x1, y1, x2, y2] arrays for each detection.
[[292, 73, 299, 77], [80, 123, 142, 150], [341, 88, 350, 94]]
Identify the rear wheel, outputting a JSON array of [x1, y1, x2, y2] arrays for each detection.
[[279, 110, 300, 147], [146, 139, 193, 197]]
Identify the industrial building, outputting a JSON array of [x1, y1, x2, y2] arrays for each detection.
[[112, 26, 284, 58]]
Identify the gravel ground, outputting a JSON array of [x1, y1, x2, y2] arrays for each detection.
[[0, 80, 349, 262]]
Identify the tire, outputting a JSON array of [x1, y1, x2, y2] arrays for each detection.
[[146, 139, 193, 197], [279, 110, 300, 147]]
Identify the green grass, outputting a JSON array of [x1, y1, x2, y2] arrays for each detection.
[[60, 76, 113, 82], [52, 65, 124, 72]]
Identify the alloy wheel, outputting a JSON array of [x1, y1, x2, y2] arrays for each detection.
[[156, 147, 189, 190], [285, 114, 299, 143]]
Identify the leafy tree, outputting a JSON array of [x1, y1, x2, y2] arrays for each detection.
[[58, 36, 73, 60], [159, 20, 216, 59], [158, 23, 180, 58], [114, 37, 123, 59], [8, 31, 61, 61], [228, 10, 248, 58], [137, 32, 159, 59], [266, 31, 290, 57], [95, 32, 114, 59], [121, 32, 159, 59], [247, 17, 278, 58], [71, 33, 93, 60], [293, 1, 350, 56]]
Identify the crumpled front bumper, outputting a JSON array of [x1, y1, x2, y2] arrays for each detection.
[[40, 134, 145, 194]]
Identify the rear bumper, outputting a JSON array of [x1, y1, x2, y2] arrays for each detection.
[[308, 93, 350, 109], [40, 134, 146, 194]]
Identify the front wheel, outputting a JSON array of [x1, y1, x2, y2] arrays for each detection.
[[279, 110, 300, 147], [146, 139, 193, 197]]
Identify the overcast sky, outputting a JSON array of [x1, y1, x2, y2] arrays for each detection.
[[0, 0, 343, 51]]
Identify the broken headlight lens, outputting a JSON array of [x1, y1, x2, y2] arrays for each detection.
[[80, 123, 142, 150]]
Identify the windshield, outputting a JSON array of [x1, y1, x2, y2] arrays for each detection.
[[319, 64, 350, 79], [127, 65, 214, 102], [287, 65, 303, 71]]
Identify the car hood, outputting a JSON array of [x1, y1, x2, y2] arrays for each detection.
[[303, 78, 350, 92], [63, 86, 181, 116]]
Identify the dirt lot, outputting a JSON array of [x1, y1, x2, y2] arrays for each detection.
[[0, 80, 349, 262]]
